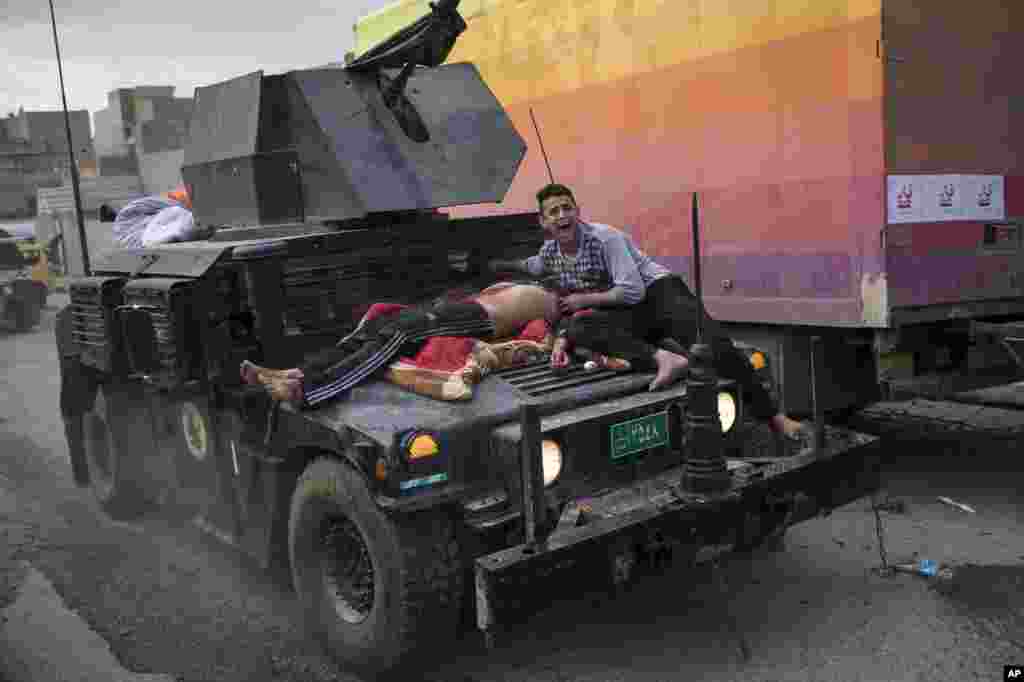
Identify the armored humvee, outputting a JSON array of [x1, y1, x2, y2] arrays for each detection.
[[61, 0, 882, 673]]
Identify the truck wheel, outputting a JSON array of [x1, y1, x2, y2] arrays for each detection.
[[82, 383, 159, 519], [289, 457, 463, 674]]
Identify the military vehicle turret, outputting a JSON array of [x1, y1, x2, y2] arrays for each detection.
[[59, 0, 882, 673]]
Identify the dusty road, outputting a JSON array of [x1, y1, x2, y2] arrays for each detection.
[[2, 298, 1023, 682]]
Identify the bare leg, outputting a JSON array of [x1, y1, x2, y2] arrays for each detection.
[[649, 349, 689, 391]]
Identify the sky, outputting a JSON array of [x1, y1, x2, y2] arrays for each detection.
[[2, 0, 396, 129]]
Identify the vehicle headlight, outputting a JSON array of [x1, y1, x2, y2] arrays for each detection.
[[717, 391, 737, 433], [541, 439, 562, 487], [405, 433, 439, 460]]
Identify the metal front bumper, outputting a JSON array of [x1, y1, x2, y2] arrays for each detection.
[[473, 425, 882, 643]]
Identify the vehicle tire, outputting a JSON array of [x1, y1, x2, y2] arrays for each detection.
[[289, 457, 463, 674], [82, 382, 161, 519]]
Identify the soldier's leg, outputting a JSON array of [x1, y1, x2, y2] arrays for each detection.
[[566, 309, 689, 390], [646, 276, 803, 433]]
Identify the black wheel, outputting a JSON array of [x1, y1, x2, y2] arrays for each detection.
[[82, 383, 162, 519], [289, 458, 463, 674]]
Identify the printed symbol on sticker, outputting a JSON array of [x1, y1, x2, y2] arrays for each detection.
[[896, 184, 913, 209], [938, 183, 956, 208], [978, 183, 993, 208]]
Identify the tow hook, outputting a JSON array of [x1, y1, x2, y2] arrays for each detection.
[[609, 537, 637, 590]]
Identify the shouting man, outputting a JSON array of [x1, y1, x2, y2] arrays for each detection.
[[489, 183, 811, 444]]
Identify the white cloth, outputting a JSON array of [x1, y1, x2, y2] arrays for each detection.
[[112, 196, 175, 248], [141, 205, 197, 247], [112, 196, 199, 248]]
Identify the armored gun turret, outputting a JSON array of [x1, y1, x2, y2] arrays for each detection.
[[69, 0, 540, 384], [181, 0, 525, 231]]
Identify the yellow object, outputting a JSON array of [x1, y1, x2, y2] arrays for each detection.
[[354, 0, 882, 107], [31, 249, 50, 288], [375, 457, 389, 481], [749, 352, 766, 370], [407, 433, 440, 459]]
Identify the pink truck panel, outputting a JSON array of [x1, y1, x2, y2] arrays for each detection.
[[357, 0, 1021, 328], [882, 0, 1024, 312]]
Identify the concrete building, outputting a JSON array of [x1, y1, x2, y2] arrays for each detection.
[[0, 108, 94, 219], [1, 108, 92, 156], [92, 86, 194, 194]]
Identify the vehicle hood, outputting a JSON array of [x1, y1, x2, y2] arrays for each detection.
[[295, 365, 672, 447]]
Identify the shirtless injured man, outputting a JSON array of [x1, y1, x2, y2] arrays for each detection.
[[240, 281, 691, 406], [241, 282, 562, 406]]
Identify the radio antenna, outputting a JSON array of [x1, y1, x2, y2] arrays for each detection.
[[529, 108, 555, 184], [691, 191, 704, 344], [48, 0, 90, 276]]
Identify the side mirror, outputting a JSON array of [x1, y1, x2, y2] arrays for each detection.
[[119, 307, 160, 375], [98, 204, 118, 222]]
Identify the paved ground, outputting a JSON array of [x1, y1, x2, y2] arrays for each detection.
[[2, 297, 1023, 681]]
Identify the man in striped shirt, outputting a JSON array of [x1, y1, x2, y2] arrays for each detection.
[[490, 183, 809, 442]]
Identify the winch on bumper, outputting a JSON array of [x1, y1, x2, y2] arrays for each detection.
[[473, 397, 882, 644]]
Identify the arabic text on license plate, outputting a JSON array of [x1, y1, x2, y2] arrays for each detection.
[[609, 412, 669, 461]]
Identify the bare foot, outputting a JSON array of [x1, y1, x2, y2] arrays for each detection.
[[769, 414, 805, 437], [240, 360, 304, 386], [265, 376, 304, 403], [649, 349, 689, 391]]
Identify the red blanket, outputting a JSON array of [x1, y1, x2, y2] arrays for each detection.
[[361, 303, 553, 400]]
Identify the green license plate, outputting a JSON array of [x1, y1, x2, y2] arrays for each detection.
[[609, 411, 669, 461]]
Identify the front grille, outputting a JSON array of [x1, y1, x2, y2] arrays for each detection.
[[494, 360, 621, 398], [68, 277, 125, 372], [121, 278, 196, 384]]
